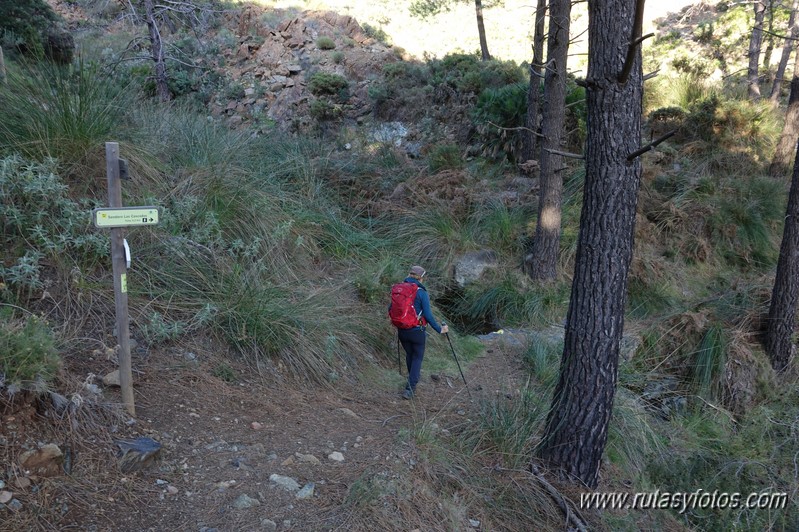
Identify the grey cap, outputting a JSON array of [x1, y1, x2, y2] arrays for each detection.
[[409, 265, 426, 277]]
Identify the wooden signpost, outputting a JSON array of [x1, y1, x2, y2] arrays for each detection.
[[98, 142, 160, 416]]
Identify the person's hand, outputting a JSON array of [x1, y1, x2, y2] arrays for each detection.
[[441, 324, 449, 334]]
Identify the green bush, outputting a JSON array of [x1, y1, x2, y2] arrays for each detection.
[[473, 81, 528, 161], [308, 72, 349, 99], [0, 0, 73, 63], [309, 98, 342, 121], [361, 22, 390, 44], [0, 315, 60, 389], [429, 54, 524, 95], [427, 143, 462, 172], [316, 36, 336, 50]]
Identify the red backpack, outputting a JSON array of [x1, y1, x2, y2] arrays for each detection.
[[389, 282, 427, 329]]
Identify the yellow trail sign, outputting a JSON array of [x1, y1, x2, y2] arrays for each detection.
[[94, 207, 160, 228]]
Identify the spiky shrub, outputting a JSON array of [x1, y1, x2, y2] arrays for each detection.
[[0, 59, 132, 178], [473, 81, 528, 161], [0, 314, 60, 390]]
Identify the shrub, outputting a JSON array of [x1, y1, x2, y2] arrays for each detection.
[[428, 143, 462, 172], [316, 36, 336, 50], [309, 98, 342, 121], [473, 81, 528, 161], [0, 0, 73, 63], [0, 314, 60, 389], [308, 72, 349, 99], [0, 156, 108, 280], [361, 22, 390, 44]]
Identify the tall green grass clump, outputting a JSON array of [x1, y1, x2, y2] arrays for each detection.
[[522, 337, 561, 387], [0, 59, 134, 177], [691, 324, 726, 400], [471, 387, 547, 468], [121, 109, 391, 381], [456, 271, 569, 330], [648, 401, 799, 531]]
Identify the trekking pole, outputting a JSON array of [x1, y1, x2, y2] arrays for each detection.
[[445, 332, 471, 398], [397, 333, 402, 376]]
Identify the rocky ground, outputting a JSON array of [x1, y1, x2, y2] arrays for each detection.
[[0, 329, 539, 531]]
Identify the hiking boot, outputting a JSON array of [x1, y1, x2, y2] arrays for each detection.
[[402, 388, 414, 400]]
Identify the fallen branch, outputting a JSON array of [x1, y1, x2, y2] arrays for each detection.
[[531, 465, 588, 532]]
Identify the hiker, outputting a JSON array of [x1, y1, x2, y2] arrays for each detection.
[[388, 265, 448, 399]]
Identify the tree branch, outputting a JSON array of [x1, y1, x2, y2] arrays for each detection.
[[617, 0, 647, 84], [643, 69, 661, 82], [487, 121, 542, 136], [761, 28, 799, 42], [545, 148, 584, 159], [626, 130, 676, 161]]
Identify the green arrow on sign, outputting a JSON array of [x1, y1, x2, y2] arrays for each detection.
[[93, 207, 160, 228]]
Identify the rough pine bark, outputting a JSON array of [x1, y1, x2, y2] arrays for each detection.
[[770, 0, 799, 101], [770, 48, 799, 176], [474, 0, 491, 61], [748, 0, 766, 100], [522, 0, 547, 164], [765, 141, 799, 372], [538, 0, 643, 488], [526, 0, 571, 281], [144, 0, 171, 102]]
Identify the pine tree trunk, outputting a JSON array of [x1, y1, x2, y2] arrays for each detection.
[[748, 1, 766, 100], [770, 0, 799, 101], [0, 45, 5, 85], [522, 0, 547, 165], [527, 0, 571, 281], [144, 0, 171, 102], [765, 142, 799, 372], [474, 0, 491, 61], [770, 49, 799, 176], [762, 0, 776, 71], [538, 0, 643, 488]]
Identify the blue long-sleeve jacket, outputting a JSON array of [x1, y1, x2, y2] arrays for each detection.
[[401, 277, 442, 333]]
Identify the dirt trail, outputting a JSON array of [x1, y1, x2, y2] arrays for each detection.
[[1, 336, 529, 531]]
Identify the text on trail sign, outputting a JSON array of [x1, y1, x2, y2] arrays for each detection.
[[93, 207, 160, 228]]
